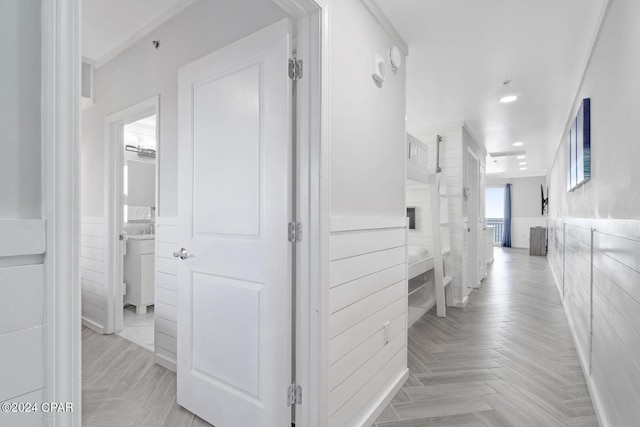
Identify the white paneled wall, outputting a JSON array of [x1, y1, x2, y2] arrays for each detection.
[[81, 217, 107, 332], [406, 187, 435, 309], [548, 218, 640, 427], [437, 131, 465, 304], [0, 220, 45, 426], [328, 217, 408, 426], [155, 217, 178, 371]]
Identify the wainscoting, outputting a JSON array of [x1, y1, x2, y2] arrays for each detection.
[[81, 217, 107, 333], [0, 219, 45, 426], [548, 218, 640, 427], [154, 217, 179, 372], [328, 217, 409, 426]]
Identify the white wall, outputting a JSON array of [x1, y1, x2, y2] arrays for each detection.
[[547, 1, 640, 425], [0, 2, 47, 426], [81, 0, 286, 217], [329, 2, 406, 218], [0, 0, 41, 219], [327, 1, 408, 425], [487, 176, 546, 248]]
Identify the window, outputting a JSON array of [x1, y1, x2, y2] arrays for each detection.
[[485, 187, 504, 243]]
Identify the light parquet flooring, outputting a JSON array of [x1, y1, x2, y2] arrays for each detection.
[[83, 248, 596, 426], [82, 327, 214, 427], [375, 248, 598, 427]]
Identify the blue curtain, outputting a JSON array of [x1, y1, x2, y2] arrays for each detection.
[[502, 183, 512, 247]]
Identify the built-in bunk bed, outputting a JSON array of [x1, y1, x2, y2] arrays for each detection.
[[406, 134, 436, 325], [406, 133, 452, 325]]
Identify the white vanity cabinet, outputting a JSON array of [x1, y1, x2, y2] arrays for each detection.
[[124, 236, 155, 315]]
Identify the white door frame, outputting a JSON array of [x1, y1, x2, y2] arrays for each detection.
[[465, 148, 481, 289], [42, 0, 82, 425], [104, 97, 160, 334], [47, 0, 329, 425]]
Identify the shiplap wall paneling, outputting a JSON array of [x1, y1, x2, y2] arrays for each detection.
[[0, 220, 45, 426], [590, 228, 640, 426], [81, 217, 107, 333], [406, 187, 433, 247], [548, 219, 640, 427], [440, 138, 466, 304], [548, 219, 564, 294], [155, 218, 178, 371], [563, 223, 591, 363], [328, 220, 408, 426]]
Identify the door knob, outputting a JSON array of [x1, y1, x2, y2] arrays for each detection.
[[173, 248, 188, 260]]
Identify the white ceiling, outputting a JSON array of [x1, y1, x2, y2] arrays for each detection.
[[375, 0, 606, 178], [82, 0, 195, 64]]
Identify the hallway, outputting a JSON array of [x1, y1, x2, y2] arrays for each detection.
[[375, 248, 598, 426]]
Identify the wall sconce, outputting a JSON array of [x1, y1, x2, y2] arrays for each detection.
[[372, 54, 385, 86]]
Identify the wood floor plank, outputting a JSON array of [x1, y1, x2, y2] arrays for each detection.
[[82, 329, 214, 427], [392, 396, 493, 420], [387, 248, 598, 427]]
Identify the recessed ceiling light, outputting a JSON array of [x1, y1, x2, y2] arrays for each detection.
[[516, 155, 526, 159], [519, 162, 527, 165], [499, 95, 518, 103], [520, 167, 527, 170], [512, 142, 524, 147]]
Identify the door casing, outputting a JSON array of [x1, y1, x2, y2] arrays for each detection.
[[104, 96, 160, 334], [47, 0, 330, 425]]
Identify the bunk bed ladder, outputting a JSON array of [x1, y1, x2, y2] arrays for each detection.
[[429, 173, 453, 317]]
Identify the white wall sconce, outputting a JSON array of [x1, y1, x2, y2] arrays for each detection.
[[388, 46, 402, 72], [372, 54, 385, 86]]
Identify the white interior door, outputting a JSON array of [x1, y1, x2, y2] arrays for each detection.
[[176, 19, 292, 427]]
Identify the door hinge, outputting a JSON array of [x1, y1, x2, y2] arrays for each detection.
[[289, 58, 303, 80], [288, 222, 302, 242], [287, 383, 302, 406]]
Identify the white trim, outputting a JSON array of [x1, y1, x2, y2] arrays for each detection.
[[359, 0, 408, 55], [330, 216, 407, 233], [92, 0, 198, 68], [105, 96, 159, 334], [316, 1, 330, 425], [360, 369, 409, 426], [81, 317, 105, 335], [154, 353, 177, 373], [42, 0, 82, 425], [453, 294, 469, 308]]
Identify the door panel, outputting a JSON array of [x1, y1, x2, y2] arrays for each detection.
[[177, 19, 292, 427], [193, 64, 261, 237]]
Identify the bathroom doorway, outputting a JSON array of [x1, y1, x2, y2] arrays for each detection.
[[104, 97, 159, 351], [118, 114, 157, 351]]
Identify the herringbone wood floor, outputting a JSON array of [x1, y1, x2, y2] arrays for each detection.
[[82, 248, 596, 426], [374, 248, 597, 426], [82, 327, 213, 426]]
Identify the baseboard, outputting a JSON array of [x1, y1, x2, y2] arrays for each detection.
[[82, 317, 104, 334], [547, 258, 608, 427], [155, 353, 177, 372], [359, 368, 409, 426], [453, 294, 469, 308]]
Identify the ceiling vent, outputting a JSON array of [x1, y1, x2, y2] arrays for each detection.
[[488, 150, 526, 158]]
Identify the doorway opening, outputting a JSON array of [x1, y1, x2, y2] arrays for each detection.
[[104, 96, 159, 341], [118, 114, 157, 351]]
